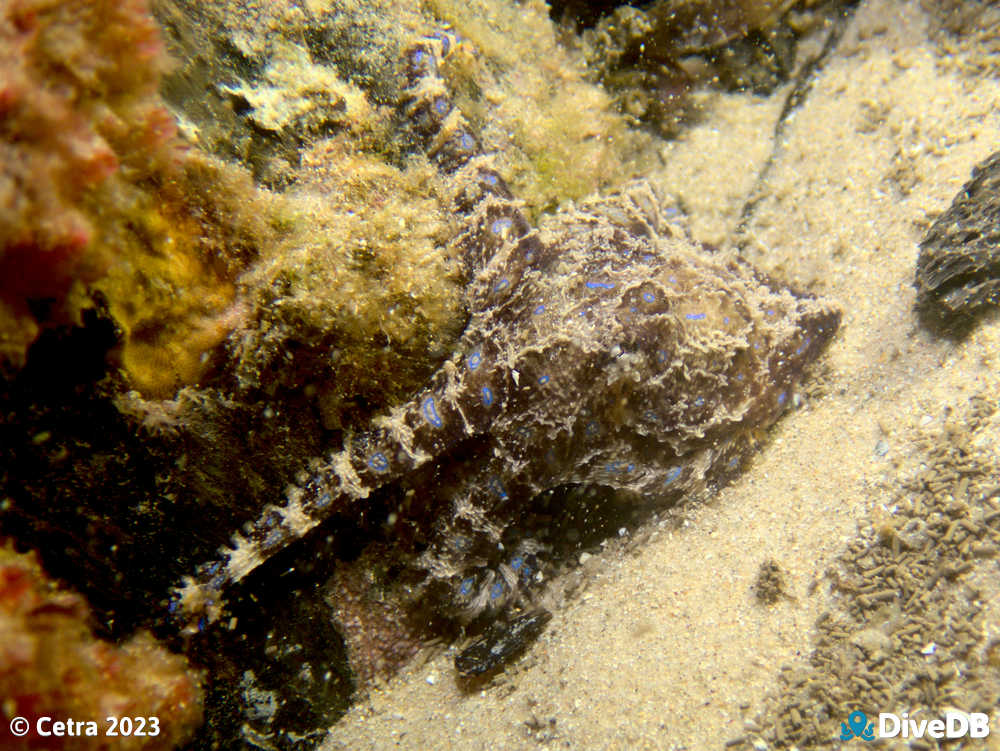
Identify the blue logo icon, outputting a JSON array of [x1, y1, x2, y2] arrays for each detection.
[[840, 710, 875, 741]]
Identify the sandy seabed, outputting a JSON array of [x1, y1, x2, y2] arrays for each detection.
[[323, 2, 1000, 748]]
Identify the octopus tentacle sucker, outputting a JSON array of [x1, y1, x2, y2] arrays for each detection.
[[172, 30, 840, 682]]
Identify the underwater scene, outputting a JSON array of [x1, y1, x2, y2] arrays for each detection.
[[2, 0, 1000, 748]]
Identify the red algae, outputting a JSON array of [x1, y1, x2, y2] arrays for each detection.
[[0, 542, 203, 750]]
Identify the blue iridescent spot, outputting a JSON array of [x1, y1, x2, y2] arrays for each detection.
[[481, 172, 498, 185], [206, 561, 222, 576], [767, 309, 776, 316], [494, 278, 510, 292], [315, 492, 332, 509], [537, 374, 549, 384], [777, 391, 787, 406], [510, 555, 523, 571], [459, 576, 475, 597], [466, 350, 483, 371], [664, 466, 682, 484], [368, 452, 389, 473], [534, 304, 545, 315], [411, 48, 426, 65], [737, 373, 744, 381], [694, 396, 705, 407], [422, 396, 443, 428], [487, 476, 508, 499], [491, 217, 514, 235], [630, 307, 638, 313], [685, 312, 706, 320], [433, 96, 449, 115], [429, 31, 451, 56], [168, 598, 179, 614], [586, 280, 615, 290], [481, 386, 494, 406], [490, 579, 506, 600], [669, 276, 678, 284], [642, 291, 656, 303], [657, 350, 668, 362], [459, 132, 475, 150], [728, 456, 739, 469], [724, 316, 730, 324]]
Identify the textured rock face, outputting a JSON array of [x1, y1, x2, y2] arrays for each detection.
[[915, 149, 1000, 330]]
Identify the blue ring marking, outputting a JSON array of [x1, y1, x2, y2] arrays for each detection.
[[657, 350, 668, 362], [533, 304, 545, 315], [481, 172, 498, 185], [669, 276, 678, 284], [487, 476, 508, 499], [459, 132, 475, 150], [585, 280, 615, 290], [168, 598, 179, 614], [724, 316, 730, 324], [491, 217, 514, 235], [664, 466, 682, 485], [766, 309, 776, 316], [466, 350, 483, 371], [643, 410, 659, 423], [490, 579, 506, 600], [685, 312, 706, 320], [459, 577, 475, 597], [422, 396, 443, 428], [525, 251, 535, 262], [736, 373, 744, 382], [411, 48, 426, 66], [494, 278, 510, 292], [433, 96, 449, 115], [627, 463, 635, 472], [585, 420, 600, 436], [315, 492, 333, 509], [427, 31, 452, 57], [694, 396, 705, 407], [777, 391, 787, 406], [728, 456, 739, 469], [368, 452, 390, 473], [630, 306, 638, 313], [481, 386, 494, 406], [642, 291, 656, 303], [537, 374, 549, 384], [510, 555, 524, 571], [198, 616, 208, 633], [642, 254, 656, 263]]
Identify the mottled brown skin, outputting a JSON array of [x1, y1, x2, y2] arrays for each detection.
[[173, 31, 840, 682]]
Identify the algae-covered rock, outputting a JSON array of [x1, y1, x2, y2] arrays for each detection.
[[0, 0, 279, 398], [0, 543, 203, 750], [915, 149, 1000, 332]]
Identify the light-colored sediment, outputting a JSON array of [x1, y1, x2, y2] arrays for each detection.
[[323, 1, 1000, 748]]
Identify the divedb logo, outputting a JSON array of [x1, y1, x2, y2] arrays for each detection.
[[840, 710, 991, 742]]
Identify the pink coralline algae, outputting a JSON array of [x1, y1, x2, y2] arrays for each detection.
[[0, 543, 203, 750]]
